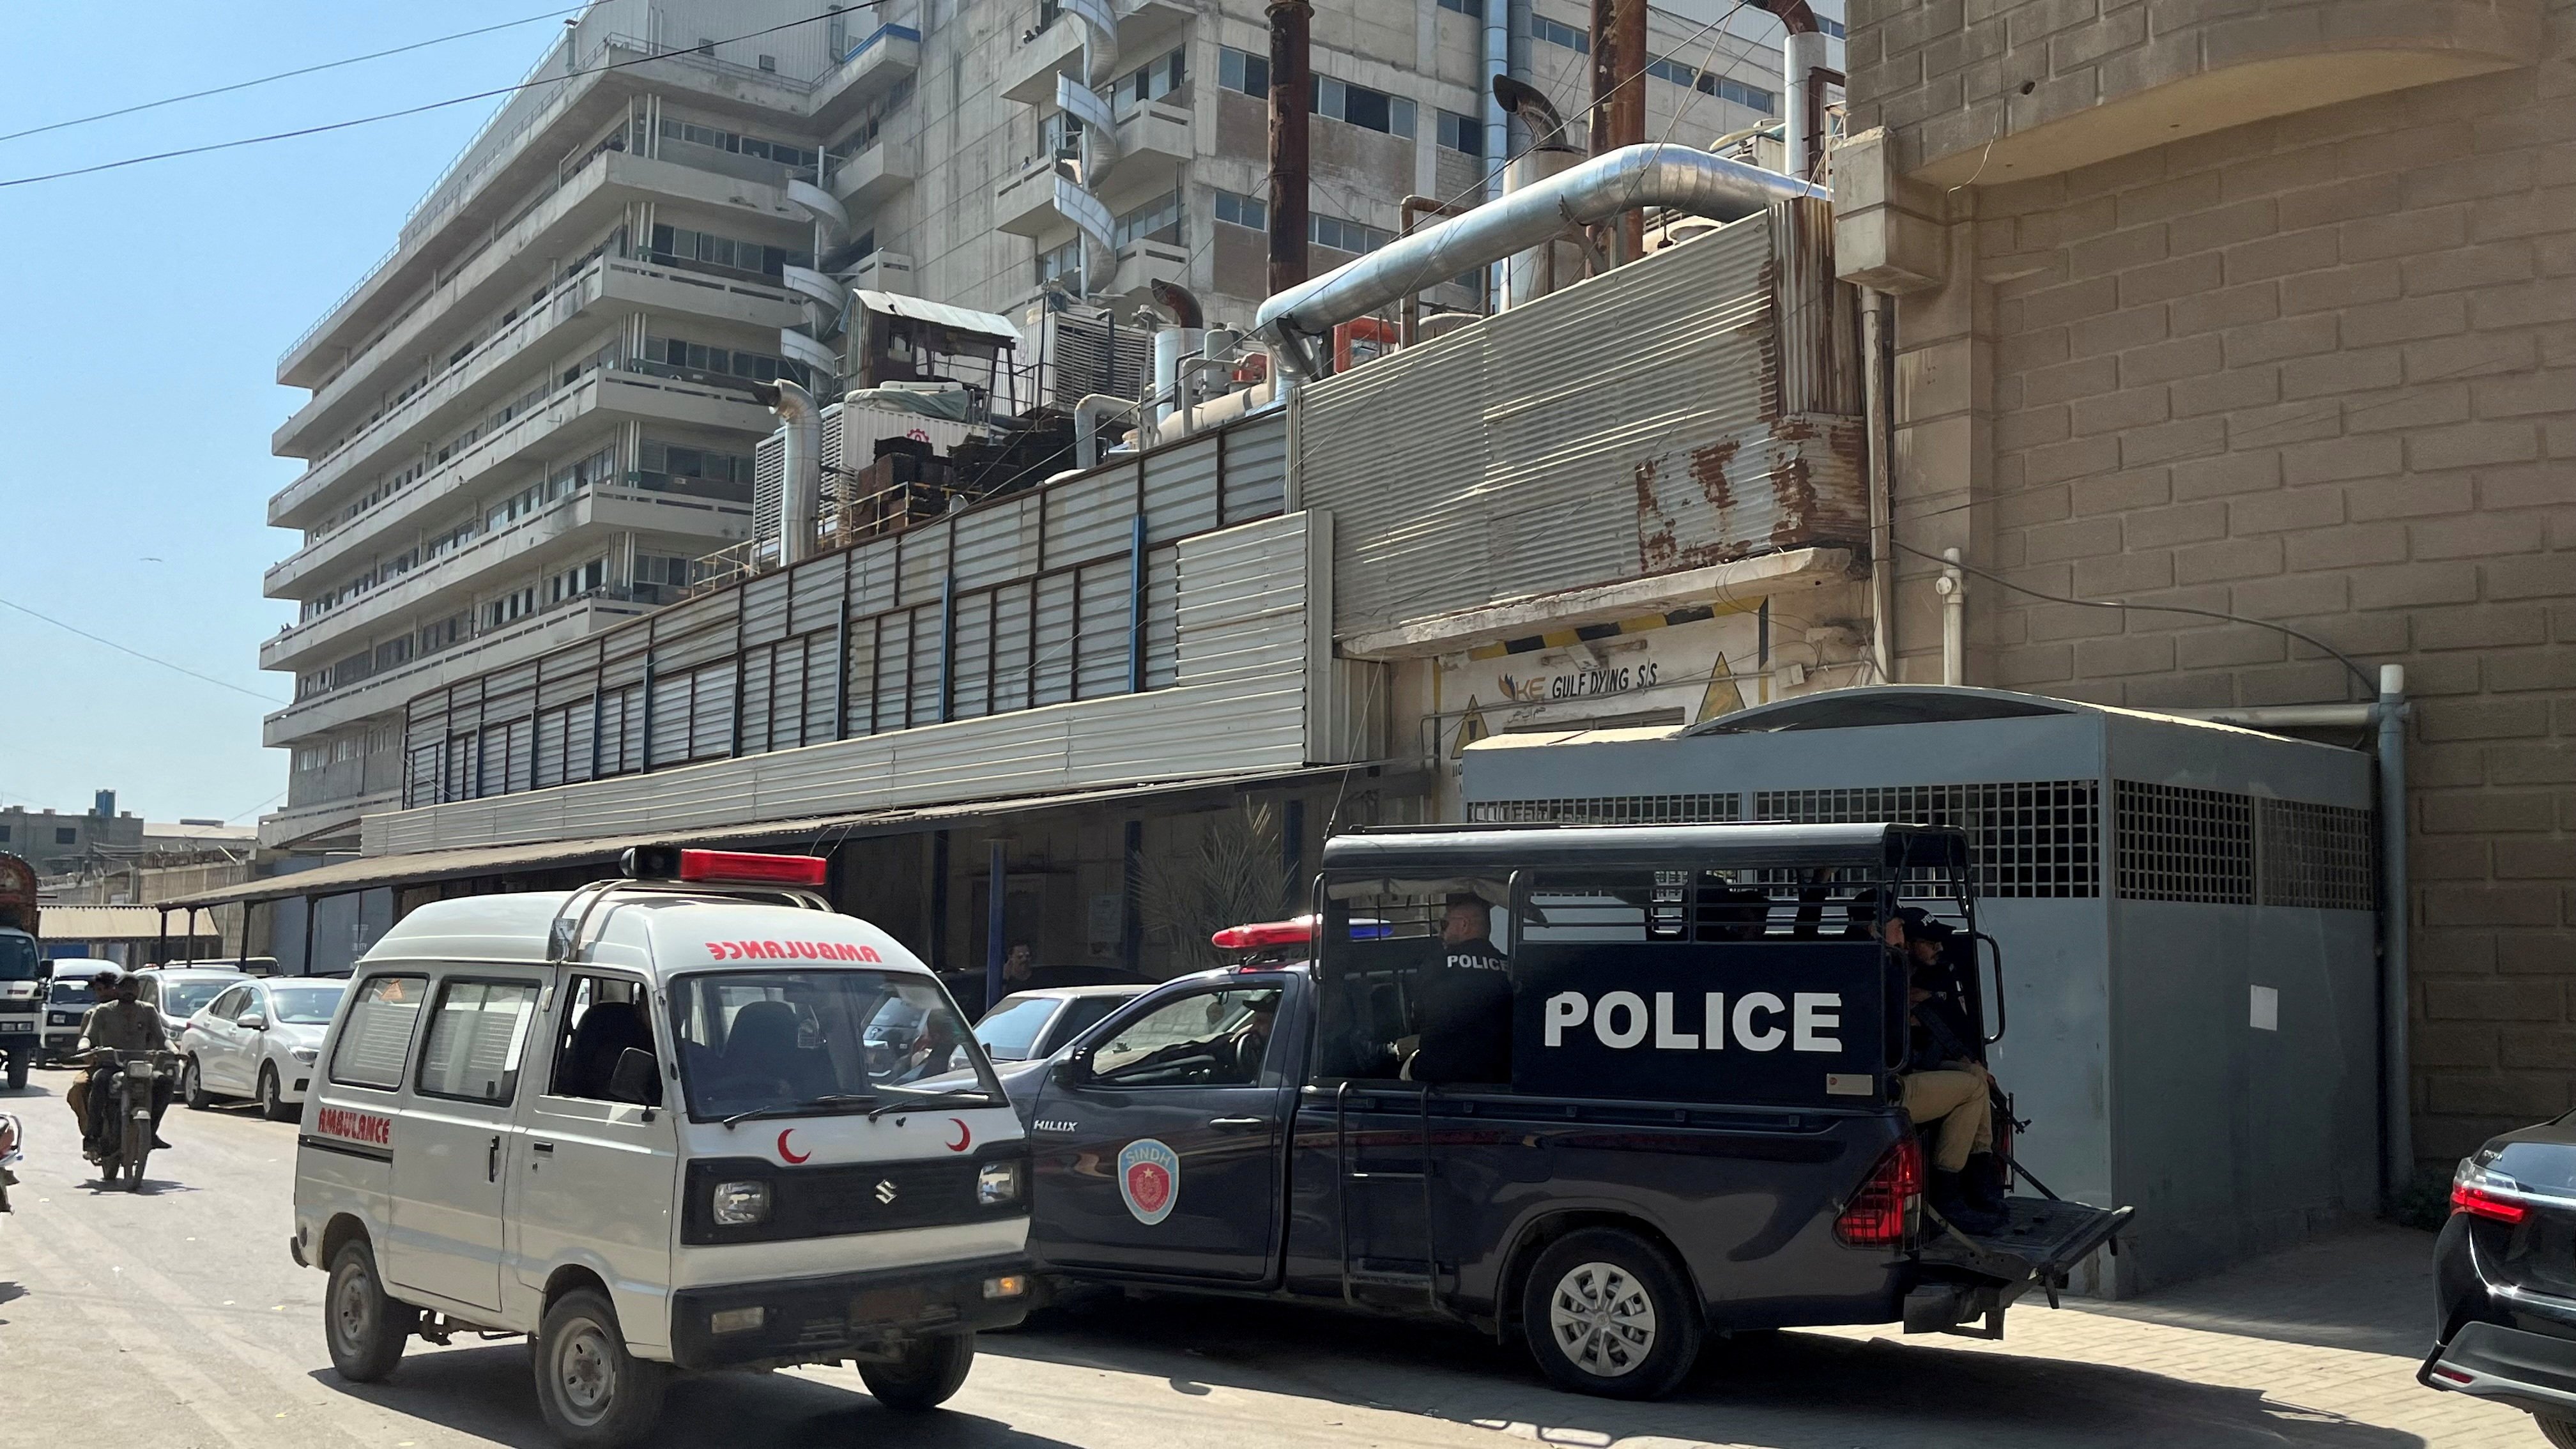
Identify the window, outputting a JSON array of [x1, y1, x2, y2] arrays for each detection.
[[1310, 212, 1393, 255], [1214, 188, 1266, 231], [207, 984, 254, 1022], [1036, 237, 1081, 287], [0, 826, 10, 842], [1114, 188, 1186, 248], [1711, 75, 1775, 112], [1218, 46, 1268, 98], [1436, 0, 1478, 12], [1088, 987, 1282, 1087], [1817, 15, 1846, 38], [657, 116, 814, 170], [547, 975, 660, 1103], [416, 978, 541, 1104], [329, 974, 427, 1091], [1535, 15, 1587, 52], [670, 969, 1001, 1121], [1436, 109, 1483, 158], [1312, 75, 1414, 139], [1113, 47, 1185, 110]]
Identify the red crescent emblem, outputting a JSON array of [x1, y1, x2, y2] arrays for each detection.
[[946, 1117, 972, 1153], [776, 1128, 811, 1165]]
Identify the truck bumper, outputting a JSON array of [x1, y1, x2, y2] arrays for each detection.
[[667, 1253, 1034, 1372]]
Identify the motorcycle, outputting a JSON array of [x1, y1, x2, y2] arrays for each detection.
[[87, 1050, 176, 1191]]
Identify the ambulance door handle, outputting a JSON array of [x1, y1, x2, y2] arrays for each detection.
[[487, 1136, 501, 1183], [1208, 1116, 1265, 1131]]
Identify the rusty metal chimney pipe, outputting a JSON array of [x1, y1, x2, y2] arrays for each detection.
[[1266, 1, 1313, 302], [1588, 0, 1647, 266]]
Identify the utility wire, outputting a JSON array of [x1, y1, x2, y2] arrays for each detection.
[[0, 597, 286, 704], [1883, 538, 2377, 701], [0, 4, 588, 145], [0, 4, 880, 188]]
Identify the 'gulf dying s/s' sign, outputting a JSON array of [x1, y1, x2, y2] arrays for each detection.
[[1510, 940, 1890, 1106]]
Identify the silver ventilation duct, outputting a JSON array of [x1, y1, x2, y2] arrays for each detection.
[[1253, 142, 1826, 380], [757, 379, 821, 566]]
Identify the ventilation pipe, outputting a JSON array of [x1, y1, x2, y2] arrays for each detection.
[[1074, 394, 1138, 470], [1861, 289, 1896, 681], [1147, 281, 1206, 429], [756, 379, 820, 566], [1482, 0, 1510, 302], [1267, 1, 1312, 302], [1748, 0, 1830, 181], [1588, 0, 1648, 266], [1492, 78, 1581, 311], [1256, 144, 1825, 378]]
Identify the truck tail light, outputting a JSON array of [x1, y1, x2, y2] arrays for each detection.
[[1835, 1135, 1922, 1248]]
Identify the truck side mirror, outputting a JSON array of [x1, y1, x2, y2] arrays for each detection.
[[608, 1047, 659, 1105], [1052, 1048, 1093, 1087]]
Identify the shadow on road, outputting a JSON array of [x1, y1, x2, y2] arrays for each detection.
[[311, 1344, 1087, 1448], [989, 1293, 2430, 1449]]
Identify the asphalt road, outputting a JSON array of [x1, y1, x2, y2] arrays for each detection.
[[0, 1064, 2537, 1448]]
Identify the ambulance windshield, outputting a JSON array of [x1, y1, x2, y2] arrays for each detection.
[[671, 969, 1002, 1122]]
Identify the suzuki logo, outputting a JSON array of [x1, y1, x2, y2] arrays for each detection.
[[874, 1179, 898, 1205]]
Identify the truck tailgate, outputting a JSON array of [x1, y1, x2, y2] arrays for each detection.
[[1920, 1197, 2132, 1285]]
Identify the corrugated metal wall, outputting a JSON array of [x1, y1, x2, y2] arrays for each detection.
[[1297, 203, 1864, 638], [368, 510, 1321, 854], [383, 415, 1301, 849]]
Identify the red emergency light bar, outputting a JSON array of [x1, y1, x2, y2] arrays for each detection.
[[622, 846, 828, 888], [1211, 916, 1316, 951]]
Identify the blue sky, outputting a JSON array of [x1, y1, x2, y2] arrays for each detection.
[[0, 3, 578, 825]]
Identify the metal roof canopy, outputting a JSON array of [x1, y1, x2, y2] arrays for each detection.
[[42, 905, 219, 942], [1321, 822, 1969, 876], [162, 763, 1404, 910], [852, 291, 1019, 349]]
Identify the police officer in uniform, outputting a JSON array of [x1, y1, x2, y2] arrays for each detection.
[[1406, 894, 1513, 1084], [66, 972, 174, 1158]]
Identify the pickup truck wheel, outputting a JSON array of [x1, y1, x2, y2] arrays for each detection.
[[326, 1239, 417, 1383], [259, 1064, 296, 1123], [1521, 1229, 1703, 1400], [535, 1288, 666, 1448], [183, 1059, 212, 1110], [859, 1331, 974, 1410], [4, 1055, 26, 1092], [2538, 1416, 2576, 1449]]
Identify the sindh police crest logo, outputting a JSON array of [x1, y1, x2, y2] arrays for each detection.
[[1116, 1138, 1179, 1225]]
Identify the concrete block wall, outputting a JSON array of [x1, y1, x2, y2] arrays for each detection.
[[1858, 0, 2576, 1172]]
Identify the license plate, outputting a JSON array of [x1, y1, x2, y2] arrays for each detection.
[[849, 1285, 929, 1326]]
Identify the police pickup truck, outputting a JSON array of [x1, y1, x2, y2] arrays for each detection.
[[1004, 822, 2129, 1399]]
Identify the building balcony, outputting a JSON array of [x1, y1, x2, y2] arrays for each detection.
[[811, 23, 923, 132], [264, 365, 770, 613], [1102, 238, 1192, 303], [1115, 100, 1192, 172], [259, 789, 401, 851], [997, 0, 1195, 106], [263, 479, 751, 675], [995, 155, 1075, 238], [261, 593, 657, 750], [826, 135, 917, 213], [274, 150, 804, 460]]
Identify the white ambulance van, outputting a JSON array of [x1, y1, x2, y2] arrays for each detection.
[[290, 848, 1031, 1447]]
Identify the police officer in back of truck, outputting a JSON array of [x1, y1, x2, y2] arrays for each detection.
[[1406, 894, 1514, 1084], [65, 971, 173, 1158], [1888, 911, 2004, 1233]]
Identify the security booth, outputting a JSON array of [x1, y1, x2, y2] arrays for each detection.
[[1460, 685, 2380, 1297]]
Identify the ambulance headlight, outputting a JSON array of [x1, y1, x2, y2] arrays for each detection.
[[712, 1179, 772, 1226], [976, 1160, 1023, 1206]]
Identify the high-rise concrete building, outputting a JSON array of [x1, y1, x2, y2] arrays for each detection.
[[257, 0, 1802, 852]]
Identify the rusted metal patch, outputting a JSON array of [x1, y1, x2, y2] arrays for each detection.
[[1634, 414, 1868, 574]]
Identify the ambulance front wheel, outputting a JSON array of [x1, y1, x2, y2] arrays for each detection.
[[534, 1287, 668, 1448], [858, 1331, 975, 1410], [1521, 1229, 1704, 1400]]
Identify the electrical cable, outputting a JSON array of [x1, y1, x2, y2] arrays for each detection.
[[0, 4, 589, 145], [0, 4, 882, 188], [1882, 537, 2377, 701], [0, 597, 286, 703]]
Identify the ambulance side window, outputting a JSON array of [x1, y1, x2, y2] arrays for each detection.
[[328, 974, 429, 1091], [415, 978, 541, 1105], [546, 975, 660, 1105]]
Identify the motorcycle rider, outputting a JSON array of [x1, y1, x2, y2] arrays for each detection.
[[65, 971, 172, 1158]]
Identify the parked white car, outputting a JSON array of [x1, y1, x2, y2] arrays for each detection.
[[180, 977, 348, 1121]]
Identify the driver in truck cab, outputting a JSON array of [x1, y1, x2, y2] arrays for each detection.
[[67, 971, 172, 1156]]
